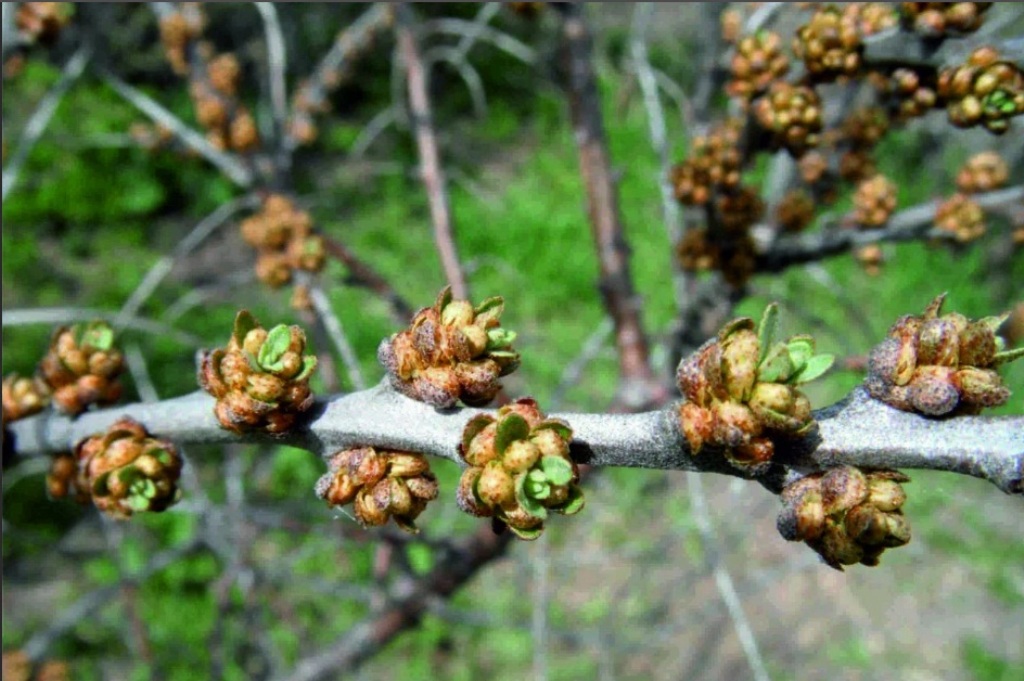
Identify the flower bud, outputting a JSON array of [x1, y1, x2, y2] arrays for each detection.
[[477, 461, 515, 510]]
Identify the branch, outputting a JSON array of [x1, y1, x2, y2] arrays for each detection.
[[8, 383, 1022, 495], [757, 186, 1024, 273], [254, 2, 288, 153], [2, 45, 91, 204], [319, 234, 415, 323], [560, 4, 662, 404], [863, 29, 1024, 71], [395, 4, 468, 300]]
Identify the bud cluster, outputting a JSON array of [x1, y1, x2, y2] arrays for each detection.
[[240, 194, 325, 289], [315, 447, 438, 533], [670, 122, 743, 206], [15, 2, 72, 46], [865, 294, 1023, 416], [775, 189, 816, 233], [955, 150, 1008, 194], [2, 649, 69, 681], [198, 311, 318, 433], [287, 8, 395, 147], [877, 67, 939, 121], [852, 173, 898, 227], [934, 193, 986, 243], [378, 286, 520, 408], [777, 466, 911, 570], [37, 321, 124, 416], [64, 417, 184, 519], [456, 398, 583, 540], [793, 5, 863, 82], [676, 305, 834, 469], [727, 31, 789, 103], [938, 46, 1024, 135], [2, 374, 50, 425], [158, 4, 205, 76], [837, 106, 889, 183], [754, 82, 823, 157], [675, 228, 759, 288], [900, 2, 992, 37]]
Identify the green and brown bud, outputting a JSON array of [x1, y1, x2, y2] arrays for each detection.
[[853, 174, 897, 228], [754, 82, 823, 157], [199, 311, 318, 434], [866, 294, 1021, 415], [378, 286, 520, 408], [315, 447, 438, 533], [793, 5, 863, 82], [74, 417, 183, 519], [778, 466, 911, 570], [900, 2, 991, 36], [2, 373, 50, 424], [670, 121, 743, 206], [938, 47, 1024, 135], [676, 305, 834, 469], [956, 151, 1008, 194], [457, 398, 582, 540], [727, 31, 789, 102], [38, 321, 123, 416], [776, 190, 816, 233], [46, 452, 91, 505]]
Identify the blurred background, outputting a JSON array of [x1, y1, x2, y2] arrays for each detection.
[[2, 3, 1023, 680]]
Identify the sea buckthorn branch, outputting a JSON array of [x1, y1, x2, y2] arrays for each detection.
[[9, 379, 1022, 495], [756, 184, 1023, 273]]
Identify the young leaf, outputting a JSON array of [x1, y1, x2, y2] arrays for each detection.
[[540, 456, 573, 486], [793, 353, 835, 384], [526, 479, 551, 500], [992, 347, 1024, 366], [295, 356, 318, 382], [758, 304, 779, 364], [515, 473, 548, 519], [758, 345, 795, 383], [533, 419, 573, 441], [507, 523, 543, 540], [786, 336, 815, 370], [435, 286, 453, 312], [82, 323, 114, 351], [258, 325, 292, 369], [495, 414, 530, 456], [461, 414, 494, 454], [555, 483, 585, 516], [475, 296, 504, 324], [233, 311, 259, 346]]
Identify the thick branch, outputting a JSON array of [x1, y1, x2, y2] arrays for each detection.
[[9, 383, 1022, 495], [560, 5, 660, 403]]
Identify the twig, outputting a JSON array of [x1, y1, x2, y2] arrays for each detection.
[[758, 185, 1024, 273], [685, 472, 772, 681], [419, 18, 536, 65], [532, 536, 550, 681], [560, 4, 663, 407], [2, 45, 91, 204], [2, 307, 202, 346], [350, 107, 397, 159], [307, 283, 367, 391], [423, 45, 488, 119], [551, 317, 615, 409], [395, 4, 469, 300], [11, 382, 1023, 495], [319, 234, 414, 323], [254, 2, 289, 154], [117, 195, 259, 326], [100, 69, 254, 188], [22, 539, 205, 661], [276, 523, 514, 681]]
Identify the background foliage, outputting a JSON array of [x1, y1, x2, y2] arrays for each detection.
[[3, 3, 1023, 680]]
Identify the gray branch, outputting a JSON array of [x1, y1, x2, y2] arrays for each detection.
[[8, 382, 1022, 496]]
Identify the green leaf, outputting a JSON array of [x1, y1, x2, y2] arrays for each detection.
[[757, 304, 779, 363], [555, 484, 586, 516], [507, 523, 543, 540], [540, 456, 573, 486], [233, 310, 259, 346], [244, 351, 261, 373], [495, 413, 529, 456], [436, 286, 453, 312], [515, 473, 547, 519], [295, 356, 318, 382], [533, 419, 573, 441], [486, 328, 517, 349], [461, 414, 494, 454], [792, 353, 835, 384], [758, 344, 795, 383], [527, 469, 548, 483], [718, 316, 755, 342], [526, 479, 551, 499], [474, 297, 504, 324], [258, 324, 292, 370], [127, 495, 151, 512], [993, 347, 1024, 366], [82, 322, 114, 351], [786, 336, 815, 370]]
